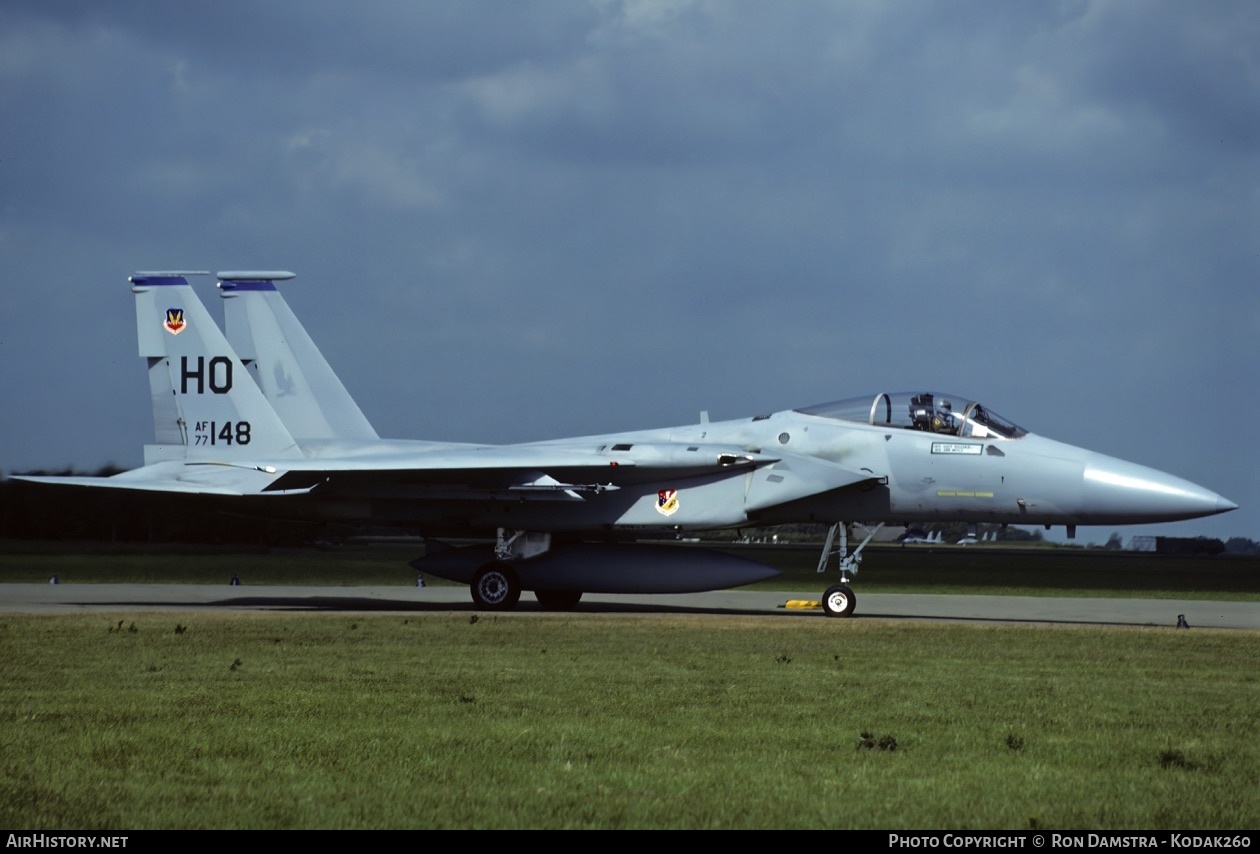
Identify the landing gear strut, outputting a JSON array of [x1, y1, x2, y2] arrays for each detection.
[[817, 522, 882, 618]]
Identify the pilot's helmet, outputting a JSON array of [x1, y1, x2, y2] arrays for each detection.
[[940, 400, 952, 411]]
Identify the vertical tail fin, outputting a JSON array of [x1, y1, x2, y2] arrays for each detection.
[[135, 270, 207, 464], [218, 271, 379, 441], [131, 271, 304, 462]]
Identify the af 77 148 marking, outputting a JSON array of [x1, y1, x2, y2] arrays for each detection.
[[192, 421, 251, 446]]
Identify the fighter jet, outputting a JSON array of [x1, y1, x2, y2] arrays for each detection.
[[17, 271, 1237, 617]]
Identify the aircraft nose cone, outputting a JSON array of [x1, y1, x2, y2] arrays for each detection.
[[1082, 454, 1237, 523]]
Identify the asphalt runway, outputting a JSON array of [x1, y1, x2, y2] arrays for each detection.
[[1, 583, 1256, 629]]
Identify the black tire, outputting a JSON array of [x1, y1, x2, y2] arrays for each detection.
[[470, 562, 521, 610], [822, 584, 856, 618], [534, 589, 582, 611]]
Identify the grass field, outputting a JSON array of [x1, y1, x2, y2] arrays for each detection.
[[1, 611, 1256, 829], [1, 540, 1257, 829]]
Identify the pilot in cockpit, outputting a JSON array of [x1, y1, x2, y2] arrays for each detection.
[[933, 400, 957, 435]]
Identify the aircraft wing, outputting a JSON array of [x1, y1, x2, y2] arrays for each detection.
[[92, 271, 877, 510], [15, 442, 787, 499], [266, 444, 880, 513], [17, 444, 881, 513], [12, 462, 307, 496], [263, 441, 783, 495]]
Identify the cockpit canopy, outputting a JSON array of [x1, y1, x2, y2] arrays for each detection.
[[795, 392, 1028, 440]]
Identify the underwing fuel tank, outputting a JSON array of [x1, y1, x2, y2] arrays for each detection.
[[411, 543, 780, 594]]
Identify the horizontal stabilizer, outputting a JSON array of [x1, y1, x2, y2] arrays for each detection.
[[14, 461, 289, 496], [217, 270, 296, 281]]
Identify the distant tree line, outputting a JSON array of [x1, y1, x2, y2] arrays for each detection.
[[1225, 537, 1260, 555], [1151, 536, 1227, 555]]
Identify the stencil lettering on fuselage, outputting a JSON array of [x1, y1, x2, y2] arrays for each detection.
[[931, 442, 982, 455]]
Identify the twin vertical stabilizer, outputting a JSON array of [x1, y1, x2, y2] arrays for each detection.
[[218, 272, 379, 442], [130, 272, 304, 463]]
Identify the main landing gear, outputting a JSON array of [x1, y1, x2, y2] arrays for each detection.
[[471, 562, 521, 610], [467, 529, 584, 612], [817, 522, 882, 618]]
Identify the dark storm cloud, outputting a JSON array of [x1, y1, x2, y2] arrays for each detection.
[[1, 1, 1255, 542]]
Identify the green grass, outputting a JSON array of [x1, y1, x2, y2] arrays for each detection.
[[1, 612, 1256, 829]]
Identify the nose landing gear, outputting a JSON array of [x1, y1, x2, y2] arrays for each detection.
[[817, 522, 882, 618]]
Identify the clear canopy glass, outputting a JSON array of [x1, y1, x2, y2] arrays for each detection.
[[795, 392, 1027, 439]]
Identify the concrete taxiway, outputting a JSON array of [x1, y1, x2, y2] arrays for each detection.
[[0, 584, 1256, 629]]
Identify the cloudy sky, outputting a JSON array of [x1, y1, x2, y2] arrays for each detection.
[[1, 1, 1255, 544]]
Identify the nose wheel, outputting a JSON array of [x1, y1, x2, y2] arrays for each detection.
[[822, 584, 856, 618]]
